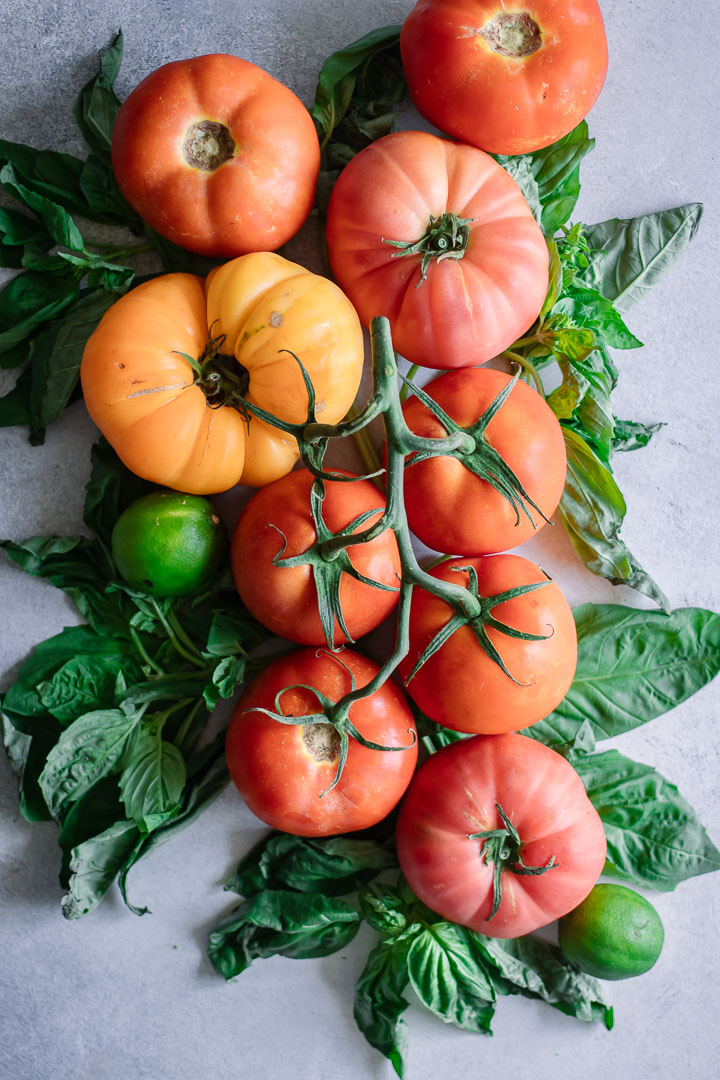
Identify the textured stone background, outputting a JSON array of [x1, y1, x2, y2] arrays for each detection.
[[1, 2, 719, 1078]]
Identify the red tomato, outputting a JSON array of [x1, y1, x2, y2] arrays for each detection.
[[111, 54, 320, 256], [325, 131, 548, 370], [401, 0, 609, 155], [399, 553, 577, 733], [401, 368, 567, 555], [396, 733, 607, 938], [226, 649, 418, 836], [231, 469, 401, 646]]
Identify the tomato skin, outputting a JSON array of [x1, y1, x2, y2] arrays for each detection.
[[231, 469, 401, 646], [401, 1, 608, 155], [325, 131, 548, 370], [80, 254, 363, 494], [396, 733, 607, 938], [399, 553, 577, 733], [401, 368, 567, 555], [111, 54, 320, 256], [226, 649, 418, 836]]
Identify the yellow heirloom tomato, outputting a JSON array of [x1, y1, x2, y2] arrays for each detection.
[[80, 252, 365, 493]]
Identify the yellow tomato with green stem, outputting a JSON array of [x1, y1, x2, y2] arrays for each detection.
[[81, 252, 365, 494]]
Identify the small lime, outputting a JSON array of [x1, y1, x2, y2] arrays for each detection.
[[111, 491, 226, 597], [558, 883, 664, 981]]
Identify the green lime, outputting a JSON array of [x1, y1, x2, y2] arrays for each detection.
[[558, 883, 664, 981], [111, 491, 226, 597]]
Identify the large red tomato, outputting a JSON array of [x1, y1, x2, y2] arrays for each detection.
[[231, 468, 401, 647], [401, 1, 609, 155], [111, 54, 320, 256], [396, 733, 607, 938], [401, 368, 567, 555], [226, 649, 418, 836], [325, 131, 548, 370], [399, 553, 577, 733]]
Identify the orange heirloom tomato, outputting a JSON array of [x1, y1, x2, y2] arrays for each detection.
[[325, 131, 549, 369], [80, 253, 364, 494], [400, 0, 609, 155], [111, 54, 320, 256]]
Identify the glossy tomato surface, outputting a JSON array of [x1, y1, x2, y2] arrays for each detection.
[[231, 468, 401, 646], [401, 1, 608, 155], [226, 649, 418, 836], [325, 131, 548, 369], [111, 54, 320, 256], [80, 253, 363, 493], [399, 553, 577, 733], [402, 368, 567, 555], [396, 733, 607, 937]]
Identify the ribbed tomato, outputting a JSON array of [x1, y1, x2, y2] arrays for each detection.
[[325, 131, 549, 369], [396, 733, 607, 937], [226, 649, 418, 836], [401, 368, 567, 555], [111, 54, 320, 256], [401, 1, 608, 155], [80, 253, 364, 494], [231, 468, 401, 647]]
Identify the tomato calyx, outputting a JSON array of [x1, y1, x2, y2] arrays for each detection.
[[183, 120, 236, 172], [479, 13, 542, 59], [467, 802, 559, 921], [177, 333, 252, 415], [270, 475, 399, 650], [404, 563, 554, 687], [244, 652, 417, 795], [403, 365, 552, 532], [383, 212, 473, 287]]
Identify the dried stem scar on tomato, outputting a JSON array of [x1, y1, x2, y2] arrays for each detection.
[[111, 54, 320, 256]]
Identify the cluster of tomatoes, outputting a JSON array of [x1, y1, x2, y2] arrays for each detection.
[[83, 1, 610, 938]]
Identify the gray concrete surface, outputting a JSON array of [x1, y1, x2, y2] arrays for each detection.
[[1, 2, 719, 1078]]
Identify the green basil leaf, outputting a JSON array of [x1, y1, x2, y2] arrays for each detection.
[[74, 31, 123, 163], [204, 606, 271, 657], [558, 428, 669, 610], [472, 934, 612, 1027], [61, 816, 140, 919], [498, 157, 541, 222], [79, 154, 137, 227], [553, 286, 643, 350], [0, 365, 31, 425], [1, 703, 60, 822], [578, 203, 703, 312], [0, 163, 85, 250], [226, 832, 397, 898], [574, 748, 720, 890], [38, 706, 142, 817], [208, 890, 361, 979], [202, 655, 246, 709], [0, 271, 81, 355], [613, 418, 664, 452], [119, 727, 186, 833], [354, 938, 411, 1079], [529, 605, 720, 747], [407, 923, 496, 1034], [83, 436, 153, 550], [36, 651, 141, 724], [0, 204, 53, 269], [24, 288, 119, 442], [144, 227, 222, 275]]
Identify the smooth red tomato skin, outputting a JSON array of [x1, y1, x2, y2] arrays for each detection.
[[325, 131, 548, 370], [111, 54, 320, 256], [226, 649, 418, 836], [231, 469, 401, 645], [401, 1, 608, 155], [399, 554, 577, 733], [402, 368, 567, 555], [397, 733, 607, 937]]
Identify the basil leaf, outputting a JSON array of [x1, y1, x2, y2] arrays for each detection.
[[208, 890, 361, 979], [574, 749, 720, 890], [529, 605, 720, 746], [407, 923, 496, 1034], [37, 651, 141, 723], [226, 832, 397, 898], [0, 271, 80, 355], [79, 154, 137, 227], [119, 727, 186, 833], [354, 938, 411, 1079], [0, 163, 85, 250], [83, 436, 153, 551], [61, 817, 139, 919], [578, 203, 703, 312], [0, 204, 53, 268], [204, 607, 271, 657], [613, 418, 664, 452], [144, 227, 222, 275], [0, 365, 31, 425], [74, 31, 123, 163], [497, 157, 541, 222], [1, 703, 60, 822], [472, 934, 612, 1027], [552, 286, 642, 350], [558, 428, 669, 610], [38, 706, 142, 817], [25, 288, 119, 443], [202, 655, 246, 709]]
